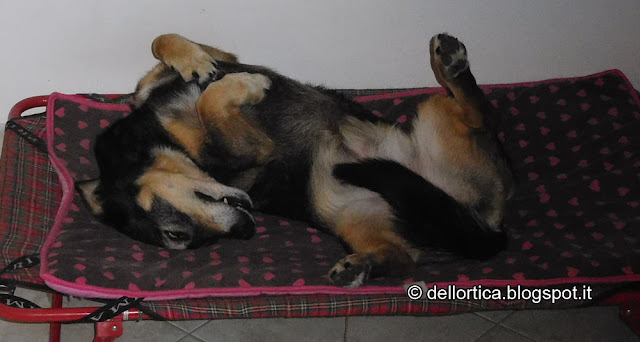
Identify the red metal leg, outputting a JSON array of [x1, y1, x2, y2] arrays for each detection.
[[604, 292, 640, 336], [619, 297, 640, 336], [49, 293, 63, 342], [94, 317, 124, 342]]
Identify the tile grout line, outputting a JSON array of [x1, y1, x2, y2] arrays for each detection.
[[167, 320, 210, 334], [343, 317, 350, 342], [495, 321, 540, 341], [472, 323, 538, 342], [471, 311, 532, 342], [473, 311, 539, 341], [189, 319, 214, 340], [472, 323, 501, 342], [473, 311, 515, 324], [180, 332, 207, 342], [157, 321, 195, 342], [500, 311, 515, 323]]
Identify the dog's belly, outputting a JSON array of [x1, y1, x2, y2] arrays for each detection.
[[308, 111, 482, 229], [337, 115, 465, 200], [309, 129, 394, 228], [308, 116, 421, 228]]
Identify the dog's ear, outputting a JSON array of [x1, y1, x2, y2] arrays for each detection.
[[76, 179, 104, 216]]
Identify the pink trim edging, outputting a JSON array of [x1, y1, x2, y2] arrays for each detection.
[[41, 93, 77, 293], [44, 274, 640, 301], [40, 70, 640, 300]]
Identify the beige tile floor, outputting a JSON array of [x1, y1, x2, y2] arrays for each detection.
[[1, 287, 639, 342]]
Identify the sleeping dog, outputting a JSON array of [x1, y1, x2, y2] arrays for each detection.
[[78, 33, 513, 287]]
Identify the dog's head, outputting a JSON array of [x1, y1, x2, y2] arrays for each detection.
[[77, 148, 256, 249]]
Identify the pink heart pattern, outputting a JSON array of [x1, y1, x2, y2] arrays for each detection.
[[43, 73, 639, 297]]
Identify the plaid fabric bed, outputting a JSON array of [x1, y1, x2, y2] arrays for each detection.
[[142, 294, 498, 320], [0, 115, 61, 286], [139, 283, 611, 320]]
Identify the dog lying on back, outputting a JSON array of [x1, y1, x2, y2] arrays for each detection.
[[79, 33, 513, 287]]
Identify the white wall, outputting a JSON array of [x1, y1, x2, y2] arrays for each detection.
[[1, 0, 639, 124]]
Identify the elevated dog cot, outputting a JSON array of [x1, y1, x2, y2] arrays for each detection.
[[1, 69, 639, 341]]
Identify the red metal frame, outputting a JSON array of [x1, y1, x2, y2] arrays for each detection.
[[0, 298, 147, 323], [95, 317, 124, 342], [8, 95, 50, 119], [0, 295, 150, 342]]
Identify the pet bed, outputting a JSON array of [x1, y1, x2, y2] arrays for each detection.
[[1, 70, 639, 339]]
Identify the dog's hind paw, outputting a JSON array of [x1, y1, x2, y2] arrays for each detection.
[[220, 72, 271, 105], [329, 254, 372, 288], [430, 33, 469, 80]]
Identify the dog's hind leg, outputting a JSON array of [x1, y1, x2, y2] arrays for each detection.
[[196, 72, 275, 168], [413, 33, 512, 230], [428, 33, 491, 129], [327, 205, 418, 288]]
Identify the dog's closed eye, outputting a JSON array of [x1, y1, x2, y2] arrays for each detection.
[[194, 191, 217, 202], [163, 230, 190, 241]]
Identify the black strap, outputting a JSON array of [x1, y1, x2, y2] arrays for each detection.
[[134, 303, 166, 321], [0, 282, 16, 295], [72, 297, 144, 323], [0, 254, 42, 309], [0, 254, 40, 275], [0, 294, 41, 309], [5, 120, 48, 153]]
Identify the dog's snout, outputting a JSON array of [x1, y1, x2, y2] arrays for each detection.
[[230, 213, 256, 240]]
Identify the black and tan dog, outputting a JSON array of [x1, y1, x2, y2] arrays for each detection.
[[79, 33, 513, 287]]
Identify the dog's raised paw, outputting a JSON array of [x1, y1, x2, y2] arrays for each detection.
[[245, 73, 272, 95], [430, 33, 469, 79], [167, 49, 218, 84], [329, 254, 372, 288], [224, 72, 272, 104]]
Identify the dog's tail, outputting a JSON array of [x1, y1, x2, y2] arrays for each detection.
[[332, 159, 507, 260]]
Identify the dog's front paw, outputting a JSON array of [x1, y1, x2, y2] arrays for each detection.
[[166, 48, 218, 83], [430, 33, 469, 79], [329, 254, 372, 288]]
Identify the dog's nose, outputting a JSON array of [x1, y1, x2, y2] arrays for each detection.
[[230, 213, 256, 240]]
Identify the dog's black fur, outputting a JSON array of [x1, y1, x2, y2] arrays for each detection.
[[79, 33, 513, 287]]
